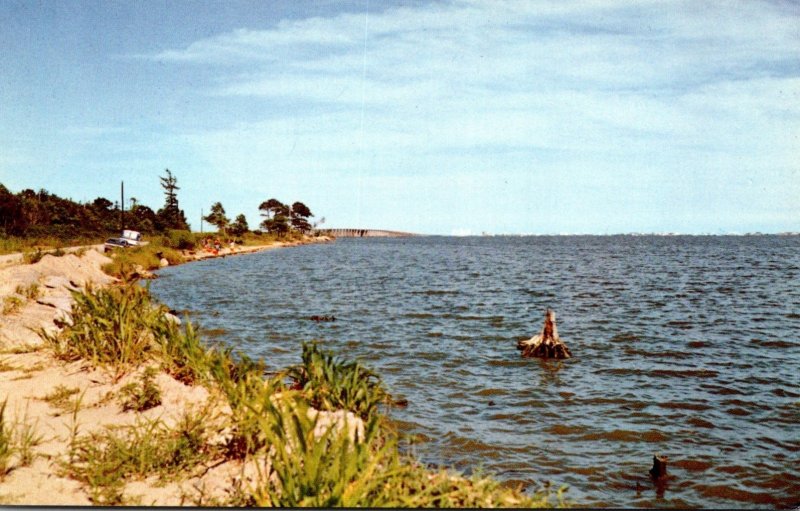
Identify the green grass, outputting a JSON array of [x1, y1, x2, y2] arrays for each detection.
[[1, 296, 24, 316], [101, 241, 184, 280], [14, 283, 41, 300], [0, 235, 102, 256], [285, 341, 389, 419], [118, 367, 162, 412], [41, 385, 81, 412], [64, 412, 212, 505], [39, 284, 167, 377], [12, 407, 42, 467], [0, 400, 12, 477]]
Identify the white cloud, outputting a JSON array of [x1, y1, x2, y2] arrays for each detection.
[[147, 0, 798, 232]]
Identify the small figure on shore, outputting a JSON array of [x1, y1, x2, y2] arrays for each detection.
[[229, 239, 236, 252], [517, 309, 572, 359]]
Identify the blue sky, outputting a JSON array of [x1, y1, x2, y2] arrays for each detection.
[[1, 0, 798, 235]]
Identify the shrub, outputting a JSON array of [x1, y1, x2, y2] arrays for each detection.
[[162, 230, 196, 250]]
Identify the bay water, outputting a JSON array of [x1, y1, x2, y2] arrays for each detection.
[[149, 236, 800, 508]]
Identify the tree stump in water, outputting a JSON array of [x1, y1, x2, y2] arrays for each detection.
[[649, 454, 669, 479], [517, 309, 572, 359]]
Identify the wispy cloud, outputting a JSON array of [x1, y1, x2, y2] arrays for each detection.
[[142, 0, 799, 232]]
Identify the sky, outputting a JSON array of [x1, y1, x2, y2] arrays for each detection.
[[1, 0, 798, 235]]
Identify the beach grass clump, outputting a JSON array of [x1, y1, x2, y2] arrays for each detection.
[[285, 341, 388, 420], [1, 296, 24, 316], [39, 284, 167, 375], [151, 318, 217, 386], [241, 395, 555, 508], [64, 413, 212, 505], [11, 407, 42, 468], [41, 384, 81, 412], [118, 367, 162, 412], [0, 401, 12, 477], [22, 249, 45, 265], [14, 283, 41, 300]]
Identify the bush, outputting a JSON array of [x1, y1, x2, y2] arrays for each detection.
[[162, 230, 196, 250]]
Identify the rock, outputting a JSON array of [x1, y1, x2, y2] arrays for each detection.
[[159, 258, 169, 268]]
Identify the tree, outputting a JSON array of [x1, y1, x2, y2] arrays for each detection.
[[290, 201, 313, 233], [203, 202, 230, 234], [156, 169, 189, 231], [259, 198, 290, 235], [0, 183, 26, 236], [229, 214, 249, 236], [258, 198, 288, 219]]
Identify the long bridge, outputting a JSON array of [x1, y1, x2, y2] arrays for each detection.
[[315, 228, 417, 238]]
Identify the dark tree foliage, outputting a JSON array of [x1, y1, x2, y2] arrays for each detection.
[[156, 169, 189, 231], [229, 214, 249, 236], [203, 202, 229, 233], [0, 184, 27, 236], [258, 198, 314, 235]]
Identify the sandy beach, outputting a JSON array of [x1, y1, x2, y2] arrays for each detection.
[[0, 238, 327, 505]]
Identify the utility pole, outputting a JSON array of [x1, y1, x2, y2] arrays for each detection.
[[120, 181, 125, 232], [200, 208, 204, 233]]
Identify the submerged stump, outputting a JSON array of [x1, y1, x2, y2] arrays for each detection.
[[649, 454, 669, 479], [517, 309, 572, 359]]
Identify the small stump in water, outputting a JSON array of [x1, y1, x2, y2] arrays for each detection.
[[649, 454, 669, 479], [517, 309, 572, 359]]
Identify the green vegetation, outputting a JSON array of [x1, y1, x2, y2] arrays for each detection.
[[14, 283, 41, 300], [0, 401, 11, 477], [0, 401, 38, 478], [36, 284, 564, 507], [39, 285, 167, 377], [64, 412, 212, 505], [2, 296, 24, 316], [118, 367, 162, 412], [101, 237, 184, 280], [286, 341, 388, 419], [203, 202, 229, 234], [41, 385, 81, 412], [258, 198, 314, 235]]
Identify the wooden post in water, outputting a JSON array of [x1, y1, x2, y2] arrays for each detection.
[[649, 454, 668, 479], [517, 309, 572, 359]]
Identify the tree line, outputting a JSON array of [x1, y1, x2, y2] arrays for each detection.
[[0, 169, 317, 240]]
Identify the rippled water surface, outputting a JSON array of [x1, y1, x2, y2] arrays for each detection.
[[150, 236, 800, 508]]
